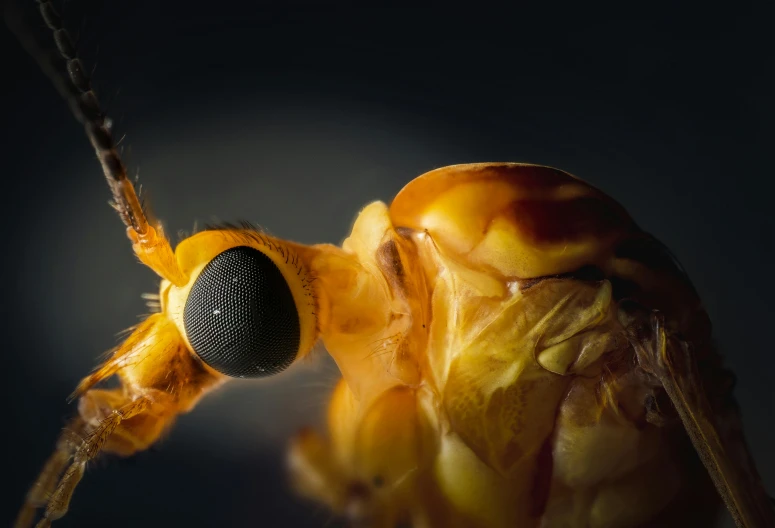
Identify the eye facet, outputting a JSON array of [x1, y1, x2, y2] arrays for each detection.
[[183, 245, 301, 378]]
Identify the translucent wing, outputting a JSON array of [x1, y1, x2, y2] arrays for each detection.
[[622, 304, 775, 528]]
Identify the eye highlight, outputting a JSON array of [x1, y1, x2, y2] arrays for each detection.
[[183, 246, 301, 378]]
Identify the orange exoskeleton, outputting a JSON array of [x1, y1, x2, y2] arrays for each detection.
[[10, 1, 774, 528]]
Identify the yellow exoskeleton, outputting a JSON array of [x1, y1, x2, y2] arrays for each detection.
[[10, 1, 774, 527]]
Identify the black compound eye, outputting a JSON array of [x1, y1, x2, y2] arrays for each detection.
[[183, 246, 300, 378]]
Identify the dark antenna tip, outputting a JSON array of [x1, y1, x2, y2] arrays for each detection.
[[7, 0, 150, 235]]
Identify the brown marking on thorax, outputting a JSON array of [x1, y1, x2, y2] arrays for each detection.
[[377, 239, 406, 291], [501, 195, 634, 246], [390, 163, 640, 278]]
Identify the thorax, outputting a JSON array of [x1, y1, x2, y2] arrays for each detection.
[[299, 192, 715, 527]]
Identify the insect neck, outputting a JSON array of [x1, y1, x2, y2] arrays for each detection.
[[298, 201, 432, 408]]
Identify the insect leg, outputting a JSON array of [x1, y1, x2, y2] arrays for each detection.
[[15, 419, 86, 528], [621, 302, 775, 528], [16, 311, 224, 527], [288, 427, 346, 511], [31, 396, 152, 528]]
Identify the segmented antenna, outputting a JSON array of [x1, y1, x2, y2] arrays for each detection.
[[29, 0, 150, 235]]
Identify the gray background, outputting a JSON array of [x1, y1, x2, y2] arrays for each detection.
[[2, 1, 772, 526]]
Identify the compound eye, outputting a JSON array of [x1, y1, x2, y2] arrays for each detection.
[[183, 246, 301, 378]]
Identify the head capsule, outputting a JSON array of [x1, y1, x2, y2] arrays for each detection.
[[162, 229, 318, 378]]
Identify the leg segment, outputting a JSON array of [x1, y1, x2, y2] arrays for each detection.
[[36, 396, 151, 528], [16, 391, 170, 528], [15, 419, 86, 528], [17, 312, 222, 527]]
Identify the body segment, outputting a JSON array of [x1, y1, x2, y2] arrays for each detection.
[[289, 163, 771, 527]]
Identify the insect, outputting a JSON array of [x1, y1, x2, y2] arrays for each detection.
[[9, 1, 775, 527]]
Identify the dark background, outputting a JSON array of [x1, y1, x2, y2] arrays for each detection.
[[2, 1, 772, 527]]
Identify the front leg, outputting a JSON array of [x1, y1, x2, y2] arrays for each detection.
[[16, 313, 225, 528], [17, 388, 186, 528], [15, 419, 86, 528], [34, 395, 153, 527]]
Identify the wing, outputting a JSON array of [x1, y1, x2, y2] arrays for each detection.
[[621, 302, 775, 528]]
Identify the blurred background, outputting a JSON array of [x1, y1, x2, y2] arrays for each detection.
[[2, 1, 772, 526]]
